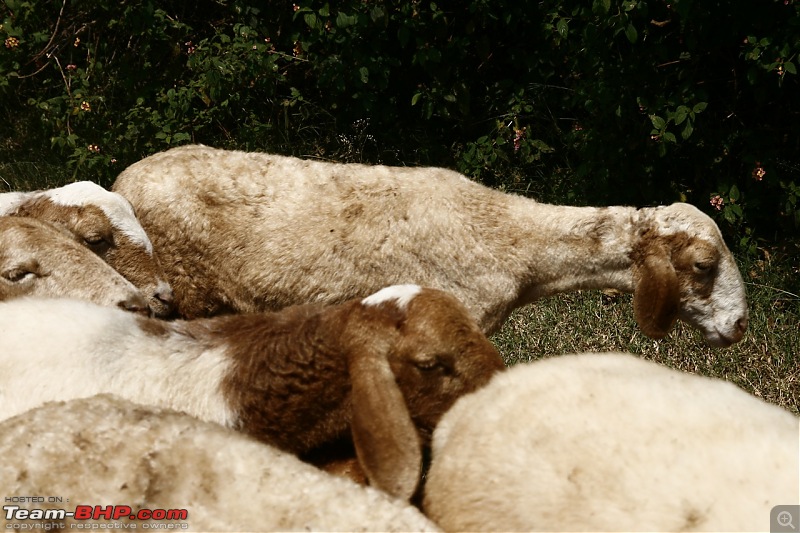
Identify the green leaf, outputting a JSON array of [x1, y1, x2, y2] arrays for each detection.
[[785, 61, 797, 75], [663, 132, 676, 143], [625, 24, 638, 44], [649, 115, 666, 130], [359, 66, 369, 83], [370, 7, 385, 23], [593, 0, 611, 13], [336, 12, 357, 28], [411, 92, 421, 106], [304, 13, 317, 29], [729, 184, 741, 202], [723, 208, 736, 224], [693, 102, 708, 113], [674, 106, 689, 125], [681, 121, 694, 140], [557, 18, 569, 38]]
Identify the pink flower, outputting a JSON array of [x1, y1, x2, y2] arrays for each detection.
[[710, 195, 724, 211], [513, 128, 526, 152]]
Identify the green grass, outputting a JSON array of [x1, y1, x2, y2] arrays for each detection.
[[491, 253, 800, 415], [0, 161, 70, 193]]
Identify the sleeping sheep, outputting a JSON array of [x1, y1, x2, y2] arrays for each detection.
[[0, 284, 504, 501], [113, 145, 748, 345], [423, 352, 800, 532], [0, 181, 174, 316], [0, 216, 148, 312], [0, 394, 441, 532]]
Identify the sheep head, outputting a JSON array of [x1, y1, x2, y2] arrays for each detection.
[[0, 216, 149, 313], [632, 203, 748, 347], [9, 182, 174, 317], [343, 285, 505, 500]]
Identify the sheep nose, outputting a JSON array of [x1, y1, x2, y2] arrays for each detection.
[[735, 316, 748, 335], [119, 292, 151, 316], [149, 282, 175, 317], [154, 284, 174, 306]]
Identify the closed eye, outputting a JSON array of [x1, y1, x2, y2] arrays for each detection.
[[415, 353, 455, 375], [2, 268, 37, 283], [415, 358, 439, 371], [693, 261, 715, 274], [84, 234, 112, 252]]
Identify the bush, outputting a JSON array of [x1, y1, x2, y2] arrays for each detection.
[[1, 0, 798, 249]]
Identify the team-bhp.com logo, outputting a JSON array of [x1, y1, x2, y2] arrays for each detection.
[[4, 504, 189, 530]]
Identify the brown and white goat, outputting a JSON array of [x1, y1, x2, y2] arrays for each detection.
[[0, 285, 504, 501]]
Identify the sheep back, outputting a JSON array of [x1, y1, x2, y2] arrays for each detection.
[[0, 394, 441, 532], [424, 352, 800, 532]]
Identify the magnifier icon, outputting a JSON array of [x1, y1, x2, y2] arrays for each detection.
[[778, 510, 796, 530]]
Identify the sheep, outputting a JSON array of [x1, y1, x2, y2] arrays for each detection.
[[0, 216, 149, 312], [423, 352, 800, 532], [0, 394, 442, 532], [0, 284, 504, 501], [112, 144, 748, 346], [0, 180, 174, 317]]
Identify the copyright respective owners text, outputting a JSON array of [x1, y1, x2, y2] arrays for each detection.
[[773, 505, 800, 533], [3, 496, 189, 530]]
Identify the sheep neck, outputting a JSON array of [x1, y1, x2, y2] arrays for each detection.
[[502, 197, 640, 305]]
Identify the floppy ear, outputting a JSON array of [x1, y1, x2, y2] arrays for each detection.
[[633, 252, 680, 339], [349, 350, 422, 501]]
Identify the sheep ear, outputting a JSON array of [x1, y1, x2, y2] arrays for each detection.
[[349, 352, 421, 501], [633, 253, 680, 339]]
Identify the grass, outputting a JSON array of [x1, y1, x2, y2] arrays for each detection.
[[0, 161, 71, 193], [491, 252, 800, 415]]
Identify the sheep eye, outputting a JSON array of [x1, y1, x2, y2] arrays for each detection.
[[693, 261, 714, 274], [2, 268, 36, 283], [84, 235, 111, 250], [414, 357, 439, 371]]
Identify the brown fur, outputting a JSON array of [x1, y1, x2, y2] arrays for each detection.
[[9, 196, 173, 317], [0, 216, 148, 312], [187, 288, 505, 500], [630, 229, 729, 339]]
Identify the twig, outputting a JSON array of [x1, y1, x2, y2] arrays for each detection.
[[744, 281, 800, 300], [32, 0, 68, 63]]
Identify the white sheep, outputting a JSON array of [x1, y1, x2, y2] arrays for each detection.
[[0, 394, 441, 532], [423, 352, 800, 532], [0, 284, 504, 501], [1, 181, 174, 316], [0, 216, 148, 312], [112, 144, 748, 345]]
